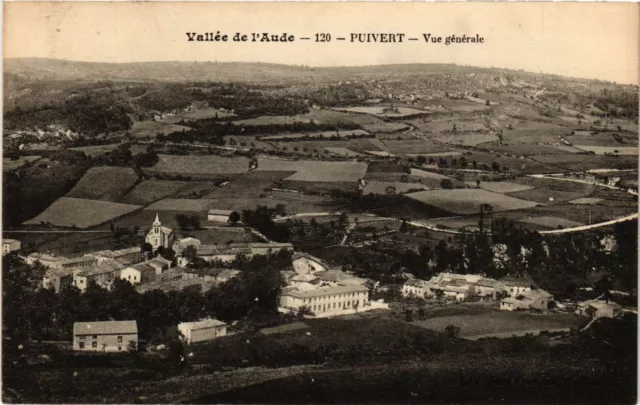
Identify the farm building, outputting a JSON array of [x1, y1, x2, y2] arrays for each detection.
[[146, 214, 176, 250], [577, 300, 624, 319], [500, 289, 554, 311], [155, 267, 187, 282], [280, 284, 370, 318], [178, 319, 227, 344], [146, 256, 172, 275], [74, 260, 125, 292], [43, 267, 74, 293], [120, 263, 156, 285], [500, 276, 532, 297], [402, 279, 431, 299], [207, 209, 234, 223], [292, 252, 329, 274], [2, 238, 21, 255], [314, 270, 352, 285], [73, 320, 138, 352]]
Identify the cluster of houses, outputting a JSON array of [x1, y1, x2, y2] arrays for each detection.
[[279, 252, 389, 318], [402, 273, 554, 312]]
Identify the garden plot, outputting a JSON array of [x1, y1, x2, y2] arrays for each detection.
[[406, 189, 538, 215], [518, 216, 584, 229], [66, 166, 140, 202], [69, 144, 120, 155], [256, 159, 367, 182], [150, 154, 251, 175], [144, 198, 215, 212], [24, 197, 141, 228]]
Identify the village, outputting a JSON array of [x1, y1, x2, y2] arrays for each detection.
[[2, 204, 629, 355]]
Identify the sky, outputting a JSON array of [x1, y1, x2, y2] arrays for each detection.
[[4, 2, 639, 84]]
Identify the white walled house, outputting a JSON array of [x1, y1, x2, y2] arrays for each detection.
[[120, 263, 156, 285], [402, 279, 431, 299], [2, 238, 21, 255], [178, 319, 227, 344], [73, 321, 138, 352], [207, 209, 233, 223], [500, 276, 532, 297]]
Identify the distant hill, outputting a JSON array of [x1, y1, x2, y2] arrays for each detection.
[[3, 57, 607, 85]]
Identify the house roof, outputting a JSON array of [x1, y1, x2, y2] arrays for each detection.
[[159, 226, 173, 235], [404, 279, 429, 288], [179, 318, 226, 332], [314, 270, 351, 283], [581, 300, 623, 310], [3, 238, 19, 244], [208, 209, 233, 216], [128, 263, 156, 273], [148, 256, 171, 267], [73, 320, 137, 336], [198, 245, 252, 256], [283, 284, 368, 299], [111, 247, 141, 256], [291, 274, 319, 282], [475, 278, 504, 288], [59, 255, 97, 266], [136, 278, 215, 294], [292, 252, 326, 265], [76, 260, 125, 277], [177, 237, 201, 246], [500, 276, 531, 287]]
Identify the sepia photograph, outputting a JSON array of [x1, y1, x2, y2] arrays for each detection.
[[2, 2, 638, 403]]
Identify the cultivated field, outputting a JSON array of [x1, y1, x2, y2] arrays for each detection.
[[363, 181, 431, 195], [231, 115, 312, 126], [65, 166, 140, 202], [573, 146, 638, 155], [472, 181, 534, 194], [517, 216, 584, 229], [410, 168, 455, 180], [150, 154, 251, 175], [144, 198, 215, 212], [69, 144, 120, 155], [382, 139, 454, 155], [121, 180, 194, 205], [435, 133, 500, 146], [568, 197, 604, 205], [3, 156, 41, 171], [259, 129, 370, 141], [507, 177, 595, 204], [332, 106, 428, 118], [23, 197, 141, 228], [129, 120, 191, 138], [406, 189, 539, 214], [158, 108, 236, 123], [204, 171, 294, 199], [413, 305, 584, 338], [256, 159, 368, 182], [324, 147, 364, 157]]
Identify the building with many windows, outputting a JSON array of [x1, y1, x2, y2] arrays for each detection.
[[280, 284, 370, 318], [73, 320, 138, 352]]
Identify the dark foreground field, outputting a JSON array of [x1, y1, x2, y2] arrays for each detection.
[[3, 315, 636, 404]]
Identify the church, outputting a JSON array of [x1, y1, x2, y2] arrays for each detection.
[[145, 214, 175, 250]]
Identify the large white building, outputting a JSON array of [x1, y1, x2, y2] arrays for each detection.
[[280, 284, 370, 318], [2, 238, 21, 255]]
